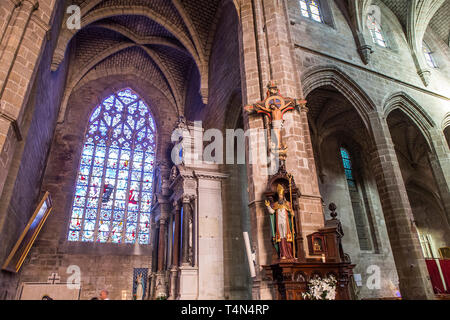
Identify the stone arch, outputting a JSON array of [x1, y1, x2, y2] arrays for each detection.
[[301, 65, 376, 132], [383, 92, 436, 150], [58, 66, 179, 125], [443, 113, 450, 131]]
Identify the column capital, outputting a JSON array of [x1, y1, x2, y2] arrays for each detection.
[[182, 194, 195, 204]]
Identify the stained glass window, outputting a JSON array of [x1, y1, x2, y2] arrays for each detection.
[[68, 88, 156, 245], [299, 0, 323, 23], [367, 14, 386, 47], [340, 147, 356, 189], [422, 41, 437, 68]]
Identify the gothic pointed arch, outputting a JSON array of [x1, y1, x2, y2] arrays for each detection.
[[383, 92, 436, 149], [301, 65, 376, 132]]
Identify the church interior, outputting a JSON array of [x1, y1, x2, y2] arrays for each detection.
[[0, 0, 449, 300]]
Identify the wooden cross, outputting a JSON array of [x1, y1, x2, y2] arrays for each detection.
[[244, 81, 306, 160]]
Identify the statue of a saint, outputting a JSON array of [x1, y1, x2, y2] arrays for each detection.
[[265, 184, 296, 260], [135, 272, 144, 300]]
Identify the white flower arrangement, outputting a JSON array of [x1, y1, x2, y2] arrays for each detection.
[[302, 274, 337, 300]]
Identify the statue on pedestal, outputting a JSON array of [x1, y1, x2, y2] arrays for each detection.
[[265, 184, 296, 260]]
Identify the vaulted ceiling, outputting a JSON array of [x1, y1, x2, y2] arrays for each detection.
[[381, 0, 449, 45], [55, 0, 231, 119]]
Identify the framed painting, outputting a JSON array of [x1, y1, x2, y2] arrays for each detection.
[[2, 192, 53, 273]]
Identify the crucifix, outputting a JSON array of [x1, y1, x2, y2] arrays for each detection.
[[245, 81, 306, 162], [47, 273, 61, 284]]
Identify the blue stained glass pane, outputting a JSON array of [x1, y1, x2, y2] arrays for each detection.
[[126, 223, 137, 234], [112, 221, 123, 233], [103, 112, 112, 126], [68, 230, 80, 241], [92, 166, 104, 177], [76, 185, 87, 197], [344, 169, 353, 180], [140, 213, 150, 223], [143, 173, 153, 183], [116, 179, 128, 189], [136, 118, 145, 130], [111, 233, 122, 243], [116, 189, 127, 200], [300, 1, 308, 10], [113, 210, 125, 221], [112, 113, 121, 127], [118, 170, 129, 180], [90, 106, 101, 122], [97, 232, 109, 243], [118, 89, 137, 105], [125, 234, 136, 244], [73, 196, 85, 207], [84, 220, 96, 231], [131, 170, 142, 181], [72, 207, 83, 219], [98, 221, 110, 232], [138, 234, 149, 244], [141, 201, 151, 212], [340, 148, 349, 159], [139, 222, 150, 234], [123, 125, 132, 139], [127, 211, 138, 222], [128, 103, 138, 115], [85, 209, 97, 219], [143, 182, 152, 192], [101, 210, 111, 220], [115, 200, 126, 211], [127, 116, 135, 130], [137, 129, 146, 142], [113, 126, 122, 139], [99, 121, 108, 136], [81, 154, 93, 166], [87, 197, 99, 208], [82, 231, 94, 242], [88, 122, 99, 135], [70, 218, 82, 230], [115, 99, 124, 112]]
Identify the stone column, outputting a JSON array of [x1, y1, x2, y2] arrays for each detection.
[[369, 112, 434, 299], [428, 129, 450, 223], [181, 195, 191, 265], [178, 194, 198, 299], [157, 217, 167, 272], [195, 171, 228, 300], [168, 201, 181, 300], [239, 0, 323, 299]]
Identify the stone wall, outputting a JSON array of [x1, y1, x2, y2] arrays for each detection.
[[0, 1, 67, 300]]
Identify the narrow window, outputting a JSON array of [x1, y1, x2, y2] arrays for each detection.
[[340, 147, 373, 251], [299, 0, 324, 23], [367, 13, 387, 47], [422, 41, 437, 68], [68, 88, 156, 245]]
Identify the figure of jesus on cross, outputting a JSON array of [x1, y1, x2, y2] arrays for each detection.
[[244, 81, 306, 161]]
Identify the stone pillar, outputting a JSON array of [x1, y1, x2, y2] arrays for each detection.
[[195, 171, 227, 300], [238, 0, 323, 299], [181, 195, 191, 265], [428, 129, 450, 223], [178, 194, 198, 300], [157, 217, 167, 272], [168, 200, 181, 300], [369, 112, 434, 299]]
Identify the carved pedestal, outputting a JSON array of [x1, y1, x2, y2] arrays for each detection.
[[263, 261, 355, 300]]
